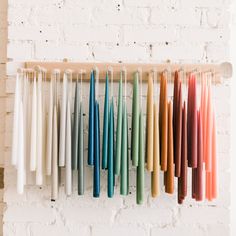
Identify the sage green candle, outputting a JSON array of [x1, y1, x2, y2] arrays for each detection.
[[72, 81, 79, 170], [78, 102, 84, 195], [131, 72, 139, 166], [115, 78, 123, 175], [120, 102, 128, 195], [137, 110, 145, 204]]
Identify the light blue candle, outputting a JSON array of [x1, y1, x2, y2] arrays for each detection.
[[108, 98, 114, 197], [88, 71, 95, 166], [102, 73, 109, 169], [93, 101, 100, 197]]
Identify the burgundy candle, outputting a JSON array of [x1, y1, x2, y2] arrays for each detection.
[[175, 81, 182, 177]]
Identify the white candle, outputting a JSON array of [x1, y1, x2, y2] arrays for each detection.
[[51, 105, 58, 200], [30, 75, 37, 171], [17, 100, 24, 194], [65, 100, 72, 196], [36, 73, 43, 185], [46, 79, 53, 175], [12, 73, 21, 166], [59, 73, 67, 167]]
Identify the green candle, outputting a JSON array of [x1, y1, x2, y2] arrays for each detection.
[[131, 72, 139, 167], [102, 74, 109, 169], [72, 81, 79, 170], [120, 101, 128, 195], [115, 78, 123, 175], [137, 109, 145, 204]]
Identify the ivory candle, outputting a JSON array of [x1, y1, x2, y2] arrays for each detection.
[[46, 78, 53, 175], [146, 73, 154, 172], [59, 73, 67, 167]]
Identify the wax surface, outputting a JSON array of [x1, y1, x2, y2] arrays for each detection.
[[115, 78, 123, 175], [137, 110, 145, 204], [102, 74, 109, 170], [151, 103, 160, 198], [146, 74, 154, 172], [131, 72, 140, 167], [88, 71, 95, 166]]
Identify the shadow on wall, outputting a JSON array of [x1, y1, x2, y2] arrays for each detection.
[[0, 0, 7, 234]]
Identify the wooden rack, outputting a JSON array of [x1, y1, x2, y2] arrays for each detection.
[[21, 61, 233, 82]]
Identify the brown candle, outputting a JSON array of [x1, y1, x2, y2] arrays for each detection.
[[187, 76, 192, 167], [160, 74, 168, 171], [175, 81, 182, 177], [178, 101, 187, 201], [146, 73, 154, 172], [151, 103, 160, 197], [165, 101, 174, 194], [192, 169, 197, 199]]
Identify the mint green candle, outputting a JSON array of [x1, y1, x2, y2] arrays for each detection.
[[102, 74, 109, 169], [115, 78, 122, 175], [137, 110, 145, 204], [120, 101, 128, 195], [131, 72, 139, 167]]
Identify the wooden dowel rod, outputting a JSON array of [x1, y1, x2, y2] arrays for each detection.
[[22, 61, 231, 82]]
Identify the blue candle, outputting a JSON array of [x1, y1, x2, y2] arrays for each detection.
[[108, 98, 114, 197], [88, 71, 95, 166], [93, 101, 100, 197], [102, 73, 109, 169]]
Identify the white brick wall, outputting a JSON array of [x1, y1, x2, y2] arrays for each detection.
[[4, 0, 232, 236]]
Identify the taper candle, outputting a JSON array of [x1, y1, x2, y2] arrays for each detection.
[[166, 101, 174, 194], [108, 98, 114, 197], [151, 103, 160, 197], [46, 78, 53, 175], [78, 101, 84, 195], [36, 73, 43, 185], [146, 73, 154, 172], [88, 71, 95, 166], [30, 75, 37, 171], [65, 100, 72, 196], [12, 73, 20, 167], [72, 81, 80, 170], [93, 101, 100, 197], [137, 110, 145, 204], [102, 74, 109, 170], [212, 111, 217, 199], [175, 82, 182, 177], [51, 105, 58, 200], [131, 72, 139, 167], [160, 74, 168, 171], [120, 102, 128, 195], [173, 71, 179, 153], [115, 78, 123, 175], [17, 100, 24, 194], [59, 73, 67, 167]]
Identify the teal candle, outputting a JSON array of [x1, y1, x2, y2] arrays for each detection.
[[120, 101, 128, 195], [93, 101, 100, 197], [108, 98, 114, 197], [137, 110, 145, 204], [102, 73, 109, 169], [78, 101, 84, 195], [131, 72, 139, 166], [72, 81, 79, 170], [115, 78, 123, 175], [88, 71, 95, 166]]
